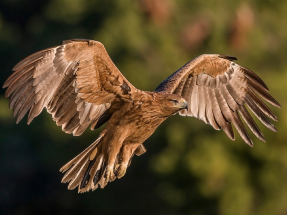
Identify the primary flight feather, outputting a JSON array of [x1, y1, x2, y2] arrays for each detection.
[[3, 39, 280, 193]]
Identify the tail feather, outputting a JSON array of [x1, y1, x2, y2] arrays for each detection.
[[80, 154, 104, 192], [60, 135, 105, 192], [68, 159, 91, 190], [60, 136, 147, 193], [60, 136, 102, 183], [60, 135, 101, 173]]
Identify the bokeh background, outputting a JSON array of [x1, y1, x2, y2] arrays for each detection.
[[0, 0, 286, 215]]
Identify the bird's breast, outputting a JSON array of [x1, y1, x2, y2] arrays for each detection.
[[110, 101, 166, 144]]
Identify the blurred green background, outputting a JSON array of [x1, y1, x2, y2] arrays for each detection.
[[0, 0, 286, 215]]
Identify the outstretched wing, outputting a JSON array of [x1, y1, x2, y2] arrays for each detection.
[[3, 39, 137, 136], [155, 54, 281, 146]]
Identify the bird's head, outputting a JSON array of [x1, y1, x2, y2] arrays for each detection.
[[169, 95, 188, 110], [156, 93, 188, 116]]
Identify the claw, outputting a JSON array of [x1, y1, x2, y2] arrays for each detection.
[[115, 164, 127, 179], [104, 165, 115, 184]]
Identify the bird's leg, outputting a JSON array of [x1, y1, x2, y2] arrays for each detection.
[[100, 129, 128, 185], [104, 144, 122, 184], [115, 143, 141, 178]]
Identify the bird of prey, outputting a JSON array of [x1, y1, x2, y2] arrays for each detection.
[[3, 39, 281, 193]]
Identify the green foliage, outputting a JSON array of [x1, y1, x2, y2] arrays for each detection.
[[0, 0, 286, 214]]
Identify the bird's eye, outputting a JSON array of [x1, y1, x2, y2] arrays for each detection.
[[171, 99, 178, 103]]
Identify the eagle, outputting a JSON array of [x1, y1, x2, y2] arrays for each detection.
[[3, 39, 280, 193]]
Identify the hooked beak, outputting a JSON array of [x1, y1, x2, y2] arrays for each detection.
[[182, 100, 188, 110], [172, 98, 188, 110], [177, 98, 188, 110]]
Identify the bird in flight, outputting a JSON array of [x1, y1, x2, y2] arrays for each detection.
[[3, 39, 280, 193]]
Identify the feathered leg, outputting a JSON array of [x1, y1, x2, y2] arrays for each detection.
[[97, 130, 128, 187], [115, 143, 142, 178]]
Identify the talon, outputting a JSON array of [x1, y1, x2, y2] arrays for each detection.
[[115, 164, 127, 179], [104, 165, 115, 183], [115, 164, 120, 172]]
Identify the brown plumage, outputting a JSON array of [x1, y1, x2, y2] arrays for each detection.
[[3, 39, 281, 193]]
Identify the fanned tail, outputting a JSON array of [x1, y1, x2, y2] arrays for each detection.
[[60, 134, 147, 193], [60, 135, 108, 193]]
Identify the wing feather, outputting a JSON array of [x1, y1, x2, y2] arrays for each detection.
[[16, 93, 35, 124], [56, 105, 78, 126], [27, 100, 45, 124], [174, 79, 186, 95], [238, 106, 265, 142], [231, 111, 253, 146], [247, 88, 277, 121], [225, 82, 245, 105], [10, 77, 34, 109], [241, 66, 269, 91], [204, 86, 220, 130], [13, 85, 34, 117], [63, 113, 81, 132], [189, 78, 199, 117], [198, 86, 207, 123], [220, 84, 237, 111], [247, 79, 281, 108], [179, 76, 194, 116], [156, 54, 280, 145], [245, 95, 277, 132], [210, 87, 234, 140], [5, 68, 34, 98], [12, 49, 51, 72], [3, 39, 138, 137]]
